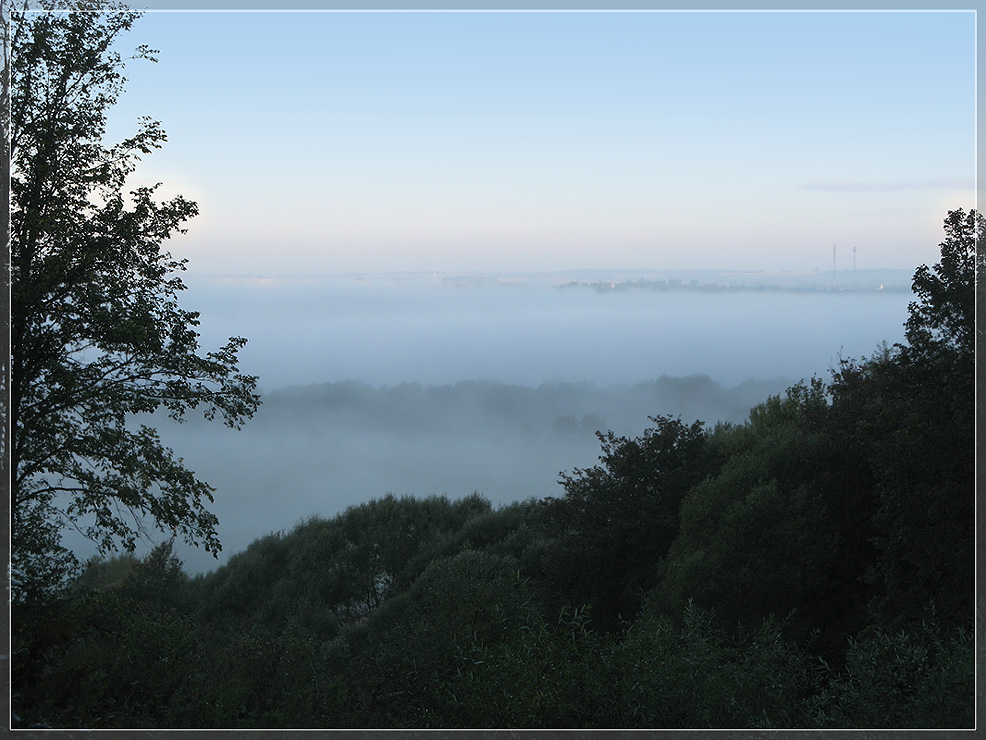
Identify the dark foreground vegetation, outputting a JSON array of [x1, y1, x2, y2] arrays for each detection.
[[11, 210, 977, 729]]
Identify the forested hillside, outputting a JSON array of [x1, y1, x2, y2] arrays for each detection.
[[11, 210, 977, 729]]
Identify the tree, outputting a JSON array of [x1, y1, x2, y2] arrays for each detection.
[[903, 208, 980, 365], [7, 6, 260, 603], [859, 211, 976, 627], [195, 494, 494, 642], [823, 209, 977, 630], [658, 383, 846, 642], [538, 415, 711, 630]]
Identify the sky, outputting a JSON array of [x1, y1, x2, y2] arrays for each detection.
[[100, 9, 976, 276]]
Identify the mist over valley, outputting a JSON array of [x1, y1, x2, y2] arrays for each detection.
[[186, 268, 912, 390], [113, 268, 915, 573]]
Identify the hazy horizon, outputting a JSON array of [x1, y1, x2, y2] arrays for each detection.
[[178, 264, 914, 392]]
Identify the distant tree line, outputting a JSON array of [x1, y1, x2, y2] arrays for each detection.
[[259, 375, 791, 434], [557, 274, 911, 294], [11, 209, 977, 729]]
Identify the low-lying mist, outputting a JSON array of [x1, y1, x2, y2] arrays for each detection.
[[155, 376, 794, 573], [67, 269, 914, 573]]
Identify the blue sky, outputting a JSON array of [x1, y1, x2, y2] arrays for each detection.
[[103, 10, 975, 275]]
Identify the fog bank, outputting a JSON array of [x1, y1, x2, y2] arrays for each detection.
[[64, 269, 914, 573], [184, 270, 912, 391], [156, 376, 794, 574]]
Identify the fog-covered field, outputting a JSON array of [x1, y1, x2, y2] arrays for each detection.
[[67, 269, 914, 573]]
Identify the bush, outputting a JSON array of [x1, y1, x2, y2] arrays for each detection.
[[811, 614, 974, 728]]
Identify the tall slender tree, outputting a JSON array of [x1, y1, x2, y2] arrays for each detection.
[[7, 4, 260, 602]]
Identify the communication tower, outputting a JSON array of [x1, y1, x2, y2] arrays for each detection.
[[832, 245, 836, 281]]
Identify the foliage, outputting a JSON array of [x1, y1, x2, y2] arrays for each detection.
[[75, 552, 138, 592], [658, 381, 846, 640], [321, 549, 541, 727], [810, 613, 975, 728], [193, 494, 493, 640], [830, 353, 974, 628], [538, 415, 711, 629], [610, 602, 815, 728], [7, 6, 260, 603], [826, 211, 977, 629], [12, 541, 198, 729], [903, 208, 980, 364], [432, 603, 618, 728]]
